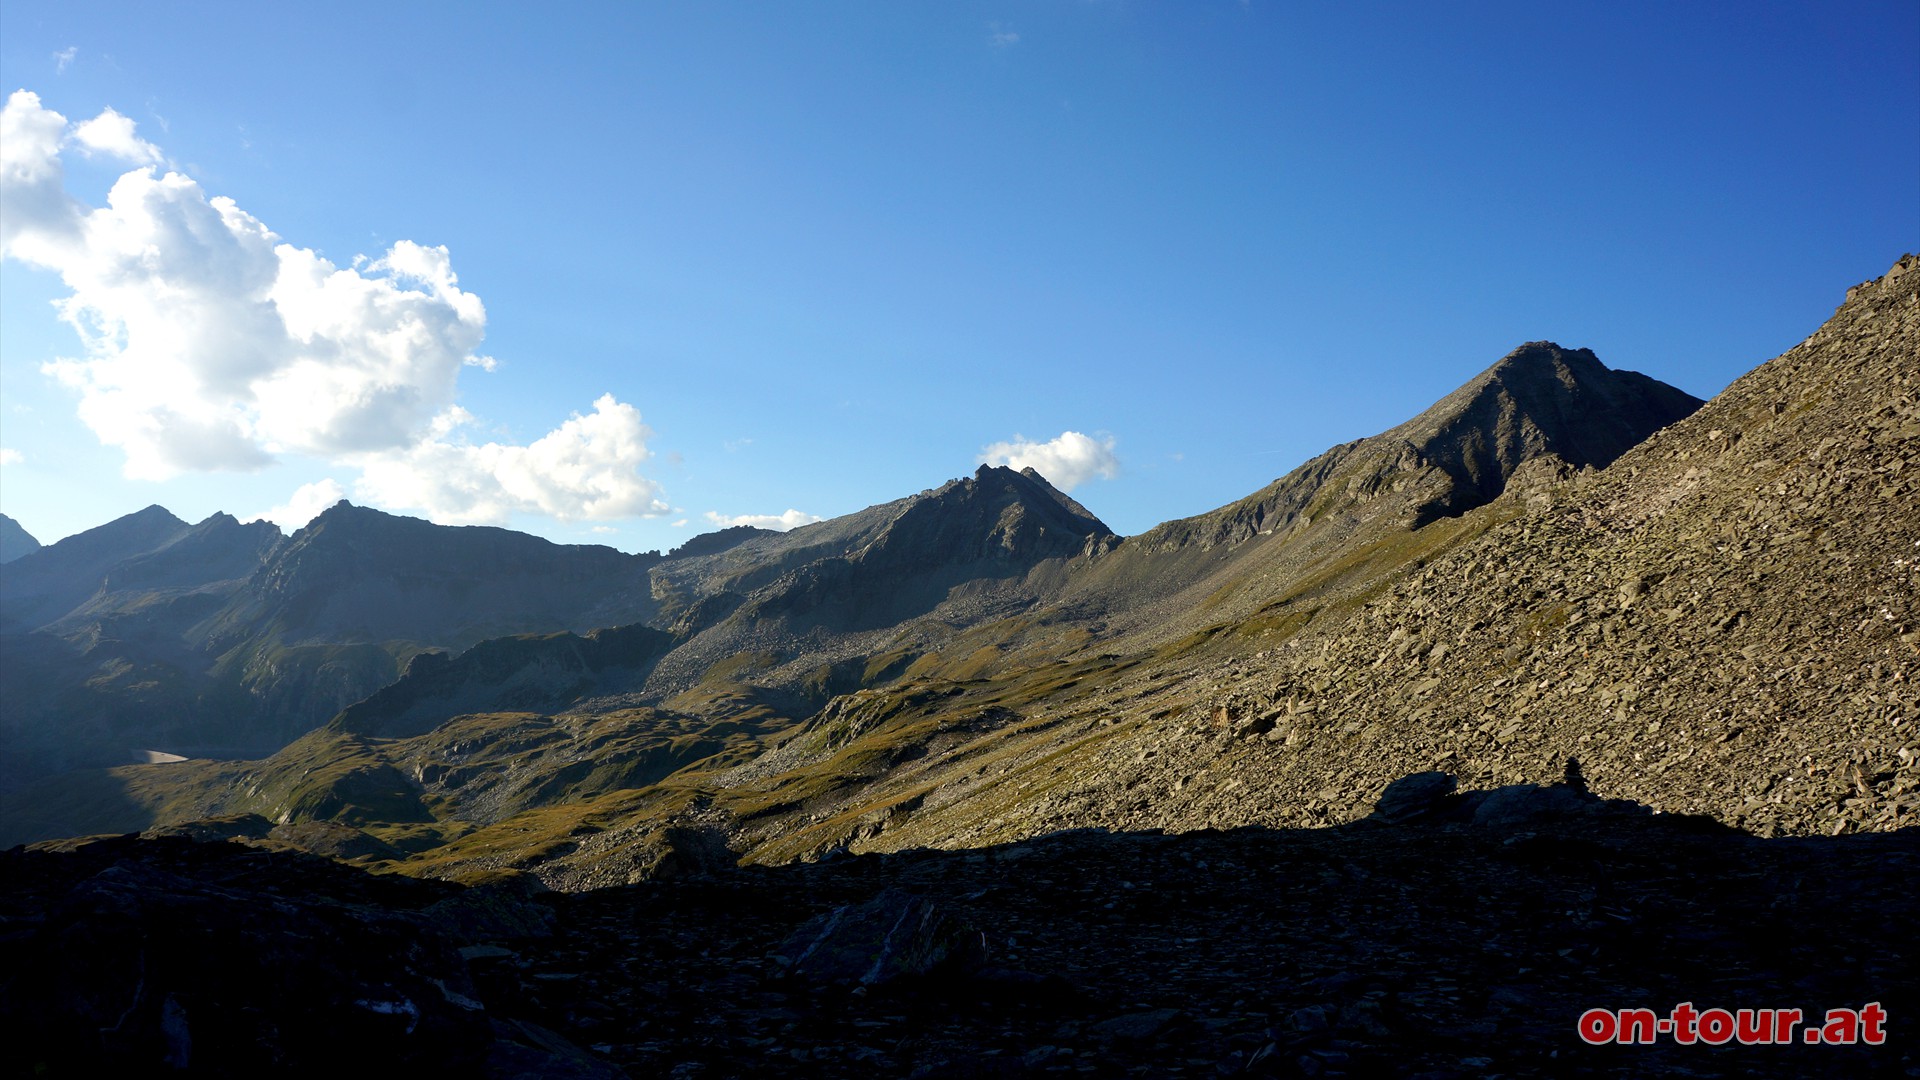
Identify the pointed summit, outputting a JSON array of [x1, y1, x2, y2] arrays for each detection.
[[0, 505, 192, 631], [1380, 341, 1704, 517], [0, 514, 40, 564], [1143, 343, 1701, 551]]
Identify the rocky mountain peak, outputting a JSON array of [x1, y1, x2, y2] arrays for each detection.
[[879, 464, 1113, 567], [1383, 340, 1704, 514], [0, 504, 194, 632], [1137, 343, 1702, 553], [0, 513, 40, 564]]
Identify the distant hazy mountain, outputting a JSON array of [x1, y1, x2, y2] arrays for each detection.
[[0, 514, 39, 564], [0, 501, 665, 787]]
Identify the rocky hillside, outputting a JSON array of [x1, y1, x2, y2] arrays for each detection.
[[1019, 343, 1704, 661], [866, 254, 1918, 849]]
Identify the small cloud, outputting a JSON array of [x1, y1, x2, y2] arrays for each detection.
[[1169, 451, 1184, 462], [53, 47, 77, 74], [70, 106, 162, 164], [980, 430, 1119, 492], [252, 478, 347, 532], [464, 354, 499, 371], [988, 22, 1020, 48], [723, 437, 753, 452], [591, 525, 616, 534], [671, 518, 689, 527], [0, 448, 22, 466], [703, 508, 823, 532]]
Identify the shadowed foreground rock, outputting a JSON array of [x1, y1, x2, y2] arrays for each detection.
[[3, 773, 1914, 1078]]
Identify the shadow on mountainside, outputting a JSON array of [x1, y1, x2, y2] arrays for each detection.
[[3, 769, 1913, 1079]]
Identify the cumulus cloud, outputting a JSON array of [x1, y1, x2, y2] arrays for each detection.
[[54, 48, 77, 74], [979, 430, 1119, 492], [1, 89, 671, 526], [355, 395, 668, 526], [71, 107, 162, 164], [703, 508, 823, 532], [252, 478, 346, 532]]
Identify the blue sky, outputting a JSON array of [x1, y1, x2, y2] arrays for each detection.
[[2, 2, 1916, 552]]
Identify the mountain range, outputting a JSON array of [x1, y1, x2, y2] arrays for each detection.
[[3, 256, 1915, 1079], [1, 257, 1913, 873]]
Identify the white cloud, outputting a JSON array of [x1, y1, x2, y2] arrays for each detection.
[[54, 47, 77, 74], [0, 91, 81, 265], [979, 430, 1119, 492], [0, 89, 673, 527], [703, 508, 823, 532], [0, 448, 22, 466], [71, 107, 162, 164], [355, 395, 669, 526], [988, 22, 1021, 48], [252, 478, 346, 532]]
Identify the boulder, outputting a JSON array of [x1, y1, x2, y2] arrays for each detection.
[[775, 888, 985, 987]]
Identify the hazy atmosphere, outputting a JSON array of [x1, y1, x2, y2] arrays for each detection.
[[2, 1, 1916, 552]]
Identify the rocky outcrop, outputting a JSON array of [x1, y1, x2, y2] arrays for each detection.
[[335, 624, 678, 738]]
